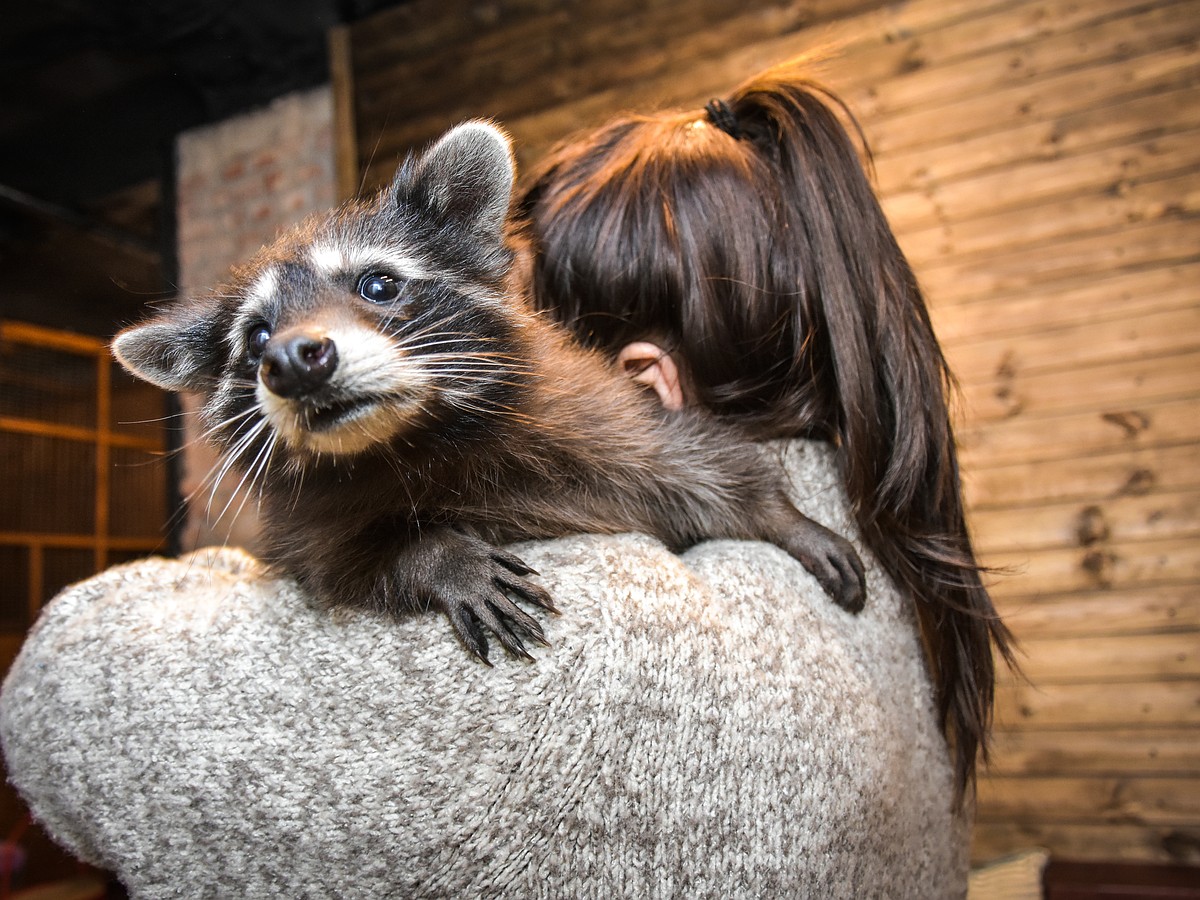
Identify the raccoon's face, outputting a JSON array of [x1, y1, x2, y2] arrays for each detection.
[[225, 233, 523, 458], [113, 120, 526, 467]]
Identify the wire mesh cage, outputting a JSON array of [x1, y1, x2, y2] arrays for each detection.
[[0, 321, 169, 630]]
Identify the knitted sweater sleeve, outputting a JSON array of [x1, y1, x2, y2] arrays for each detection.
[[0, 441, 969, 899]]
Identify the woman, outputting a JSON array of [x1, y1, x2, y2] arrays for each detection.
[[0, 62, 998, 896], [518, 60, 1014, 797]]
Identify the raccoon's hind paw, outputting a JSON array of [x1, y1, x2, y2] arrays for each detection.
[[782, 521, 867, 614], [444, 548, 556, 664]]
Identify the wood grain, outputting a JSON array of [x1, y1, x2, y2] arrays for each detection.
[[347, 0, 1200, 866]]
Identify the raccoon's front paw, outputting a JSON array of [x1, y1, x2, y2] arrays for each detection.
[[783, 523, 867, 614], [438, 545, 558, 664]]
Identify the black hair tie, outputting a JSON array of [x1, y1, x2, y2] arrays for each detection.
[[704, 98, 741, 139]]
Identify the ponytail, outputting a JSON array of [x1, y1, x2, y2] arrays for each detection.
[[520, 61, 1015, 798]]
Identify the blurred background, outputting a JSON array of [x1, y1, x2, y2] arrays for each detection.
[[0, 0, 1197, 896]]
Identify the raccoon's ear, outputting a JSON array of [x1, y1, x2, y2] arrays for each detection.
[[112, 305, 223, 392], [394, 120, 515, 238]]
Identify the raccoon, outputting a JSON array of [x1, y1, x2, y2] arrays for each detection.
[[113, 121, 865, 661]]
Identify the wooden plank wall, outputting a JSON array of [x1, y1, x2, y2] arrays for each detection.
[[348, 0, 1200, 866]]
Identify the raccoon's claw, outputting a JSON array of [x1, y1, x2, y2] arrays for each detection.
[[493, 566, 557, 613], [451, 595, 544, 667], [446, 586, 549, 665], [490, 546, 540, 579], [438, 545, 555, 663]]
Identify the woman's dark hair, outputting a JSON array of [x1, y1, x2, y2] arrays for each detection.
[[517, 60, 1015, 798]]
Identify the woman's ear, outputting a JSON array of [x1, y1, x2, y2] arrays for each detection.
[[616, 342, 685, 411]]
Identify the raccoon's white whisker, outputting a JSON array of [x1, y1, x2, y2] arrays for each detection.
[[418, 370, 526, 385], [171, 431, 232, 464], [346, 414, 380, 451], [179, 372, 235, 389], [379, 309, 411, 337], [415, 351, 532, 366], [439, 357, 527, 365], [419, 360, 531, 374], [113, 450, 180, 469], [204, 418, 268, 519], [216, 423, 276, 526], [201, 446, 253, 521], [394, 335, 505, 353], [185, 452, 231, 511], [226, 429, 278, 526], [409, 343, 523, 355], [286, 458, 308, 515], [210, 417, 266, 486], [387, 322, 504, 347], [421, 370, 532, 388], [162, 487, 195, 539], [214, 464, 256, 527], [117, 412, 192, 426], [432, 384, 533, 402], [421, 370, 532, 385], [256, 432, 280, 502], [442, 396, 535, 422], [198, 405, 260, 443], [419, 351, 532, 367]]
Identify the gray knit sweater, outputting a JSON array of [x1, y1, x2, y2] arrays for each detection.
[[1, 441, 969, 898]]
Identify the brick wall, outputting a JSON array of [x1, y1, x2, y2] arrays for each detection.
[[174, 87, 336, 551]]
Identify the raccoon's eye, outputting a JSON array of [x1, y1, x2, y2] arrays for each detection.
[[247, 325, 271, 359], [358, 273, 402, 304]]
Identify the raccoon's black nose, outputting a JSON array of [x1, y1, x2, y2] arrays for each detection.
[[260, 333, 339, 398]]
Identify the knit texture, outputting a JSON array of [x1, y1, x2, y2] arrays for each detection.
[[1, 441, 969, 898]]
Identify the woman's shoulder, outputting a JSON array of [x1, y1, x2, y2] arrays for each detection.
[[0, 451, 968, 897]]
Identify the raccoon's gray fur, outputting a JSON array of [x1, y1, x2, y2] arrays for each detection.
[[113, 121, 864, 660]]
